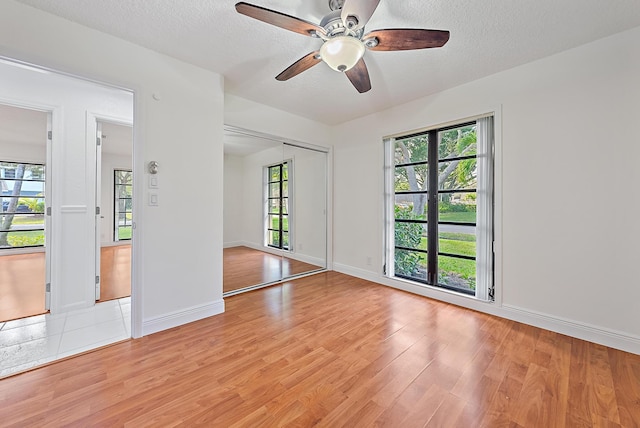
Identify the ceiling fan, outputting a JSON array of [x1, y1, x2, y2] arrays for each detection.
[[235, 0, 450, 93]]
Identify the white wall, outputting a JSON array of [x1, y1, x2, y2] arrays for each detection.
[[0, 141, 46, 164], [240, 145, 283, 248], [332, 26, 640, 353], [225, 95, 333, 148], [223, 153, 244, 246], [283, 144, 327, 265], [0, 1, 225, 336]]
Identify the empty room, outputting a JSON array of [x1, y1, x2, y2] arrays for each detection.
[[0, 0, 639, 426]]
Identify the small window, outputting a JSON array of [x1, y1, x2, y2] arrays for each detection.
[[0, 161, 46, 249], [114, 169, 132, 241]]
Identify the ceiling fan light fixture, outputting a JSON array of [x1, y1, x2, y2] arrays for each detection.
[[320, 36, 365, 72]]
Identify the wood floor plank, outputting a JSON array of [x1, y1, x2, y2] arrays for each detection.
[[98, 244, 131, 302], [0, 245, 130, 322], [0, 252, 45, 322], [1, 271, 639, 426], [223, 246, 321, 293]]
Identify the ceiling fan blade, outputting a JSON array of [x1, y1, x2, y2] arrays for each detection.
[[345, 58, 372, 93], [364, 29, 450, 51], [276, 52, 322, 81], [235, 2, 325, 37], [341, 0, 381, 31]]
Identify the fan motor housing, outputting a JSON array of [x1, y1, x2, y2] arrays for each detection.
[[320, 10, 364, 38], [328, 0, 345, 11]]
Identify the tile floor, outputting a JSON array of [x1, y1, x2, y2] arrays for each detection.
[[0, 297, 131, 378]]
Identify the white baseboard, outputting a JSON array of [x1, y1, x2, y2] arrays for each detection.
[[223, 241, 243, 249], [0, 246, 46, 256], [500, 305, 640, 355], [101, 241, 131, 248], [240, 241, 325, 266], [142, 299, 225, 336], [332, 263, 640, 355], [283, 251, 325, 267], [241, 241, 282, 257]]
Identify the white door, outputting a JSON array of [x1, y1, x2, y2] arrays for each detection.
[[95, 121, 102, 301], [45, 112, 52, 310]]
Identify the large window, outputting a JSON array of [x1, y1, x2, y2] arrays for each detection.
[[386, 117, 494, 299], [265, 162, 289, 250], [0, 161, 46, 249], [114, 169, 132, 241]]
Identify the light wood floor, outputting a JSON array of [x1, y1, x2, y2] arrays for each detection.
[[0, 245, 131, 322], [223, 246, 321, 293], [1, 271, 638, 427], [0, 252, 45, 323], [98, 244, 132, 303]]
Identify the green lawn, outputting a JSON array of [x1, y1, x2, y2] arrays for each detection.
[[11, 215, 45, 225], [6, 230, 44, 247], [118, 226, 132, 240], [271, 216, 289, 230], [411, 235, 476, 287]]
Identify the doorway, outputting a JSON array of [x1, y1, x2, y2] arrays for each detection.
[[96, 120, 132, 303], [0, 57, 134, 378], [0, 103, 50, 322]]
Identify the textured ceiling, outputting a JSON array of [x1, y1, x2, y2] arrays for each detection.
[[14, 0, 640, 125]]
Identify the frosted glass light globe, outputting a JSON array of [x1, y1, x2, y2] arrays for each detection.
[[320, 36, 366, 72]]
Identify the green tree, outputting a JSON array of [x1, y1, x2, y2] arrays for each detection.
[[394, 206, 423, 276], [18, 195, 45, 213], [395, 126, 477, 216]]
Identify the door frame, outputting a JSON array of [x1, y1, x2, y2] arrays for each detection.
[[87, 113, 133, 303], [0, 98, 56, 314]]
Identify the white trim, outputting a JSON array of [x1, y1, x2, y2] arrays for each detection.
[[228, 240, 326, 271], [501, 305, 640, 355], [141, 299, 225, 336], [223, 125, 330, 154], [100, 241, 131, 248], [325, 145, 333, 271], [223, 268, 326, 298], [0, 246, 45, 255], [242, 240, 283, 257], [59, 205, 88, 213], [283, 250, 325, 268], [332, 263, 640, 355]]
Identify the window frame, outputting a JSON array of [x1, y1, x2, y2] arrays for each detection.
[[113, 169, 132, 242], [0, 161, 46, 249], [385, 118, 494, 299], [264, 161, 291, 251]]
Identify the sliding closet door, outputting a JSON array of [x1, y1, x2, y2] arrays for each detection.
[[281, 143, 327, 280]]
